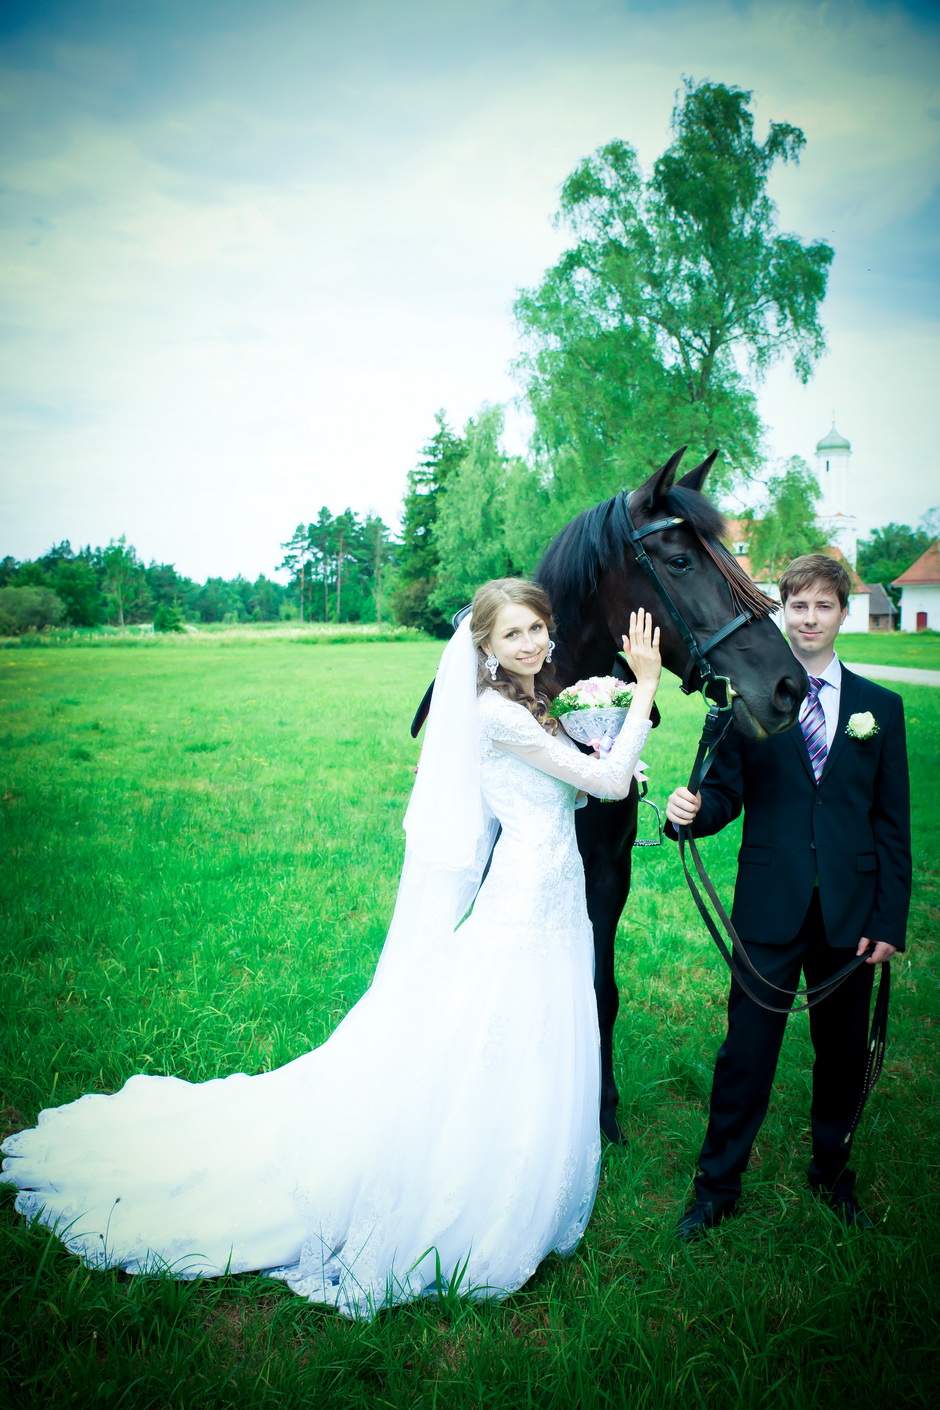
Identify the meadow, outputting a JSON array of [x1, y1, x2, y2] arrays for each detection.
[[1, 637, 937, 1409], [836, 631, 940, 670]]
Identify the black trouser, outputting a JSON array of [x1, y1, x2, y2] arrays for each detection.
[[694, 892, 875, 1208]]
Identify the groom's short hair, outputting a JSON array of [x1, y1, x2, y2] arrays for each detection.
[[778, 554, 852, 610]]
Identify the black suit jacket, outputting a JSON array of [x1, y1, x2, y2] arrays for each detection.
[[679, 666, 911, 951]]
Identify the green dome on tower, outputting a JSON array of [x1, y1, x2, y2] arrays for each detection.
[[816, 423, 851, 453]]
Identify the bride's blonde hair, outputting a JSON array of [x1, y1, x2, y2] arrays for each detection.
[[470, 578, 561, 734]]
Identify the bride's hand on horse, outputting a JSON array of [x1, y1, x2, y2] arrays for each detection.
[[621, 609, 661, 700], [666, 786, 702, 827]]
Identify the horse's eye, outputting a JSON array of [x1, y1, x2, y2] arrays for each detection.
[[668, 555, 692, 573]]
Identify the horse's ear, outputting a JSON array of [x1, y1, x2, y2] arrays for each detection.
[[676, 449, 718, 494], [637, 447, 687, 509]]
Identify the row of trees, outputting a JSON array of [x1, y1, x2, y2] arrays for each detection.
[[278, 509, 395, 624], [4, 486, 929, 638], [0, 540, 293, 635], [0, 507, 399, 636]]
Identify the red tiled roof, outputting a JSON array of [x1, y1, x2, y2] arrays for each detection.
[[721, 518, 755, 578], [892, 540, 940, 586], [719, 518, 870, 592]]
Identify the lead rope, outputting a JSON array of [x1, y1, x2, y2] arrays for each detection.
[[677, 702, 890, 1137]]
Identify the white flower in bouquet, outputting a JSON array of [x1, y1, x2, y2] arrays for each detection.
[[551, 675, 637, 758], [550, 676, 636, 717]]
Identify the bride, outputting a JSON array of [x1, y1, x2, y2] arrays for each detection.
[[2, 579, 661, 1318]]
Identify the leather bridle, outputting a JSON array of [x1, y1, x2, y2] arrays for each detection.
[[619, 494, 764, 706]]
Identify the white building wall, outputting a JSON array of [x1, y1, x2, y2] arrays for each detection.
[[817, 514, 859, 570], [814, 435, 857, 568], [816, 449, 848, 518], [898, 584, 940, 631], [844, 592, 870, 632]]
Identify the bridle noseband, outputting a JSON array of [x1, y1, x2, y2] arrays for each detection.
[[620, 496, 757, 709]]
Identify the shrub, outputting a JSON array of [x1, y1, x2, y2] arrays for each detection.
[[153, 602, 185, 633], [0, 585, 67, 635], [389, 578, 451, 638]]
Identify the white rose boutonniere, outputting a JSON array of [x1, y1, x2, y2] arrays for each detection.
[[846, 711, 879, 740]]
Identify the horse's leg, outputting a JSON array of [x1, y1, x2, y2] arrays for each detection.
[[576, 792, 638, 1145]]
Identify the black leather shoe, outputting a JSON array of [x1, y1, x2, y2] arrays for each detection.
[[676, 1198, 738, 1242], [817, 1194, 874, 1230]]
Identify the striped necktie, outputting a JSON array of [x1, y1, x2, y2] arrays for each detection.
[[800, 675, 828, 781]]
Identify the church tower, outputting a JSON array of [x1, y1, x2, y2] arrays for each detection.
[[815, 422, 857, 565]]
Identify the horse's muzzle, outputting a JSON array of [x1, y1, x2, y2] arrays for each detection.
[[731, 670, 804, 739]]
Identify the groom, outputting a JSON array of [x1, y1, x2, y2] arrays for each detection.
[[666, 554, 911, 1236]]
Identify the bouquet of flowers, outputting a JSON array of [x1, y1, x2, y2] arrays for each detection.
[[550, 676, 636, 756]]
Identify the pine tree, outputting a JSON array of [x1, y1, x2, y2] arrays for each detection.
[[392, 413, 467, 637]]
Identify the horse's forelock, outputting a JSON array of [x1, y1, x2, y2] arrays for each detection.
[[661, 485, 726, 541]]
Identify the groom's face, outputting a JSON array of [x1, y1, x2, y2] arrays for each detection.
[[783, 579, 848, 667]]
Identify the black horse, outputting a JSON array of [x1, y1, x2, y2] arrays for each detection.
[[412, 448, 807, 1141], [536, 448, 806, 1141]]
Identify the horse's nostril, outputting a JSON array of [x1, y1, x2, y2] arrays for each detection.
[[773, 674, 804, 716]]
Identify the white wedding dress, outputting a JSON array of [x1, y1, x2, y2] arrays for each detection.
[[2, 690, 650, 1319]]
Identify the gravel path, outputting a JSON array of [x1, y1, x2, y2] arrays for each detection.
[[844, 661, 940, 687]]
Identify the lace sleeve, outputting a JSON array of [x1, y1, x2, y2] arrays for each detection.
[[479, 691, 652, 800]]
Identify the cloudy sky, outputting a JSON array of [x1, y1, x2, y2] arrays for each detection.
[[2, 0, 938, 582]]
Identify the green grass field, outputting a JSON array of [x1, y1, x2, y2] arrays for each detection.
[[837, 631, 940, 669], [1, 638, 937, 1409]]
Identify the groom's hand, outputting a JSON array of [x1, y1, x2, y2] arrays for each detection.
[[856, 937, 897, 964], [666, 786, 702, 828]]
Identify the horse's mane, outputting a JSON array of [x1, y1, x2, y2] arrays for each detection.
[[536, 486, 775, 635]]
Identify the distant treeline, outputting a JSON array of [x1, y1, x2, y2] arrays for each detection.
[[0, 541, 291, 635], [0, 505, 398, 636]]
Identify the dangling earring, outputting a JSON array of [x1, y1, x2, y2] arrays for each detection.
[[546, 639, 555, 664], [485, 651, 499, 681]]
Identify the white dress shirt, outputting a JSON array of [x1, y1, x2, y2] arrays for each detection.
[[803, 652, 842, 750]]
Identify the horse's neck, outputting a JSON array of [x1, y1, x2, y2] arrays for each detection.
[[557, 610, 618, 685]]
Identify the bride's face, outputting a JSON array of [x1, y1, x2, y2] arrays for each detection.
[[484, 602, 550, 688]]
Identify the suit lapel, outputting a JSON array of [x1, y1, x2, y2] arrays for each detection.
[[818, 666, 861, 784], [789, 708, 817, 784]]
